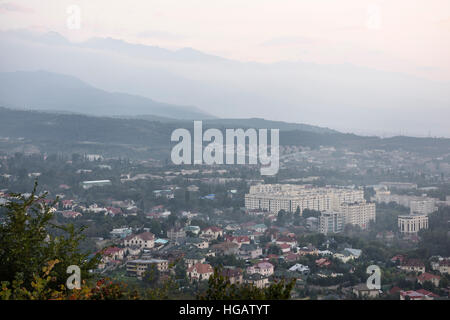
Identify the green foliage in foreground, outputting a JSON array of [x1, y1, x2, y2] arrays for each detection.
[[0, 182, 100, 291]]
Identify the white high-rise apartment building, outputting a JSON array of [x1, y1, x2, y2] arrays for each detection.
[[319, 211, 343, 235], [373, 190, 437, 215], [339, 202, 376, 230], [410, 199, 437, 215], [245, 184, 364, 213], [245, 184, 374, 229]]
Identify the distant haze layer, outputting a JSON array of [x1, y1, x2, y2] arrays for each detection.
[[0, 30, 449, 137]]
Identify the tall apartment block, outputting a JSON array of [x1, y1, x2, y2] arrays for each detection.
[[245, 184, 375, 230]]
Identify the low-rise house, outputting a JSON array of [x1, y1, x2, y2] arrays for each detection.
[[275, 236, 297, 248], [184, 225, 201, 235], [148, 210, 171, 219], [415, 289, 440, 300], [288, 263, 310, 275], [399, 259, 426, 273], [184, 252, 206, 268], [204, 249, 216, 258], [344, 248, 362, 259], [248, 224, 268, 233], [244, 273, 269, 289], [400, 289, 439, 300], [81, 180, 112, 189], [431, 258, 450, 275], [334, 252, 352, 263], [298, 246, 319, 256], [334, 249, 361, 263], [110, 227, 132, 239], [123, 232, 155, 249], [316, 258, 331, 268], [186, 237, 209, 249], [391, 254, 406, 264], [187, 263, 214, 281], [201, 226, 223, 240], [102, 247, 125, 261], [181, 211, 198, 219], [106, 207, 122, 216], [438, 260, 450, 274], [399, 290, 425, 300], [85, 203, 107, 214], [376, 231, 395, 241], [417, 273, 441, 287], [98, 247, 126, 268], [239, 244, 262, 259], [212, 242, 240, 256], [167, 228, 186, 240], [317, 250, 333, 256], [225, 235, 251, 247], [126, 259, 169, 279], [317, 271, 343, 278], [284, 253, 299, 263], [352, 283, 380, 298], [221, 268, 243, 285], [153, 189, 174, 199], [266, 254, 280, 260], [61, 199, 74, 210], [225, 224, 240, 231], [61, 210, 82, 218], [247, 262, 274, 277], [155, 238, 169, 246], [279, 243, 291, 253], [126, 246, 142, 257]]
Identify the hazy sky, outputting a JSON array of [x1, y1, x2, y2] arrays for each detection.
[[1, 0, 450, 80]]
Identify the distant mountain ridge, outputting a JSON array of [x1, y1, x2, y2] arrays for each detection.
[[0, 107, 448, 160], [2, 30, 449, 137], [121, 115, 337, 134], [0, 70, 337, 134], [0, 70, 214, 120]]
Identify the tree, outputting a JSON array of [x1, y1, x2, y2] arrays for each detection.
[[364, 187, 375, 202], [302, 209, 321, 219], [422, 280, 434, 291], [267, 244, 282, 255], [174, 260, 187, 280], [142, 265, 160, 288], [439, 277, 449, 288], [0, 182, 100, 290], [276, 210, 287, 226]]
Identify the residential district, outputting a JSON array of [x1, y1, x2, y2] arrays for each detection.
[[0, 149, 449, 300]]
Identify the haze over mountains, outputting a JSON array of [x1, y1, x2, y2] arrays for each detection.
[[1, 30, 449, 137], [0, 71, 213, 120]]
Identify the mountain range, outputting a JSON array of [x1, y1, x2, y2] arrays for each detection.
[[0, 70, 213, 120], [0, 70, 336, 134], [1, 30, 449, 137], [0, 107, 448, 161]]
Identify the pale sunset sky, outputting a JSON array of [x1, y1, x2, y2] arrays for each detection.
[[1, 0, 450, 80]]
